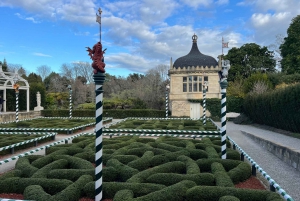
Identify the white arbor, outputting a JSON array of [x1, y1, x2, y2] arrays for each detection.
[[0, 64, 30, 112]]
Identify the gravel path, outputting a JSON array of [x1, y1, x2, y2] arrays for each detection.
[[225, 122, 300, 201]]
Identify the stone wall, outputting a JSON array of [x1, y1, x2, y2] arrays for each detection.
[[0, 111, 42, 122], [241, 131, 300, 172]]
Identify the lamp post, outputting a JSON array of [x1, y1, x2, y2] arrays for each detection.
[[202, 81, 208, 125], [165, 84, 170, 118], [67, 85, 72, 119], [13, 72, 20, 123], [218, 60, 230, 159]]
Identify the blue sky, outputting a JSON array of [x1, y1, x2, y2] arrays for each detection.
[[0, 0, 299, 77]]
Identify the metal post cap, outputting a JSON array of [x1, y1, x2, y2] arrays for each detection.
[[219, 80, 228, 89]]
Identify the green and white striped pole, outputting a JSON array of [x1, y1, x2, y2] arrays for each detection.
[[68, 85, 72, 119], [16, 91, 19, 123], [220, 80, 228, 159], [202, 88, 206, 125], [165, 84, 169, 118], [94, 72, 105, 201]]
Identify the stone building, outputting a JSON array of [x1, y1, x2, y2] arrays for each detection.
[[168, 34, 222, 118]]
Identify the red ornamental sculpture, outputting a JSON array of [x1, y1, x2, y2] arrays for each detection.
[[86, 42, 106, 73]]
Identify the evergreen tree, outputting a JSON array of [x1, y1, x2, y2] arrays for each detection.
[[279, 15, 300, 74]]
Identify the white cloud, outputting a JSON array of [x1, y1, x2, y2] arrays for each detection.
[[15, 13, 41, 23], [216, 0, 229, 5], [180, 0, 213, 7], [33, 52, 52, 57]]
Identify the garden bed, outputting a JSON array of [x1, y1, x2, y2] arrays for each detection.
[[104, 118, 219, 135], [0, 117, 112, 134], [0, 135, 283, 201], [0, 132, 56, 156]]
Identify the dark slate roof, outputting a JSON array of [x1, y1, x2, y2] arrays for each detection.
[[173, 37, 218, 68]]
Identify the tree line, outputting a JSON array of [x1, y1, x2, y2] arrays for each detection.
[[1, 14, 299, 112]]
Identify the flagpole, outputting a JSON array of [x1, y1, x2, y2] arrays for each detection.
[[222, 37, 224, 56], [97, 8, 102, 42]]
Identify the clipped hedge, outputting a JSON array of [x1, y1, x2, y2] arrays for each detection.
[[186, 186, 283, 201], [243, 83, 300, 133]]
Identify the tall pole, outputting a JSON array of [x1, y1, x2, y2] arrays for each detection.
[[95, 7, 104, 201], [68, 85, 72, 119], [15, 91, 19, 123], [165, 84, 169, 118], [94, 73, 105, 201], [202, 87, 206, 125], [220, 80, 228, 159]]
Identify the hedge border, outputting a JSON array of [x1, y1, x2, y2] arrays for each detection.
[[0, 132, 56, 152], [0, 118, 112, 134]]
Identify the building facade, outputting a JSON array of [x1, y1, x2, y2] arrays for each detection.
[[168, 34, 222, 117]]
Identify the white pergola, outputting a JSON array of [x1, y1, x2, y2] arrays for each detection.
[[0, 64, 30, 112]]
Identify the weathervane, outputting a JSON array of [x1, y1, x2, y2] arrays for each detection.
[[86, 7, 106, 74], [96, 8, 102, 42]]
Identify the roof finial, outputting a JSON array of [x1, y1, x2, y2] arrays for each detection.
[[192, 33, 198, 43]]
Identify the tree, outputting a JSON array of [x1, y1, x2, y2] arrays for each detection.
[[279, 15, 300, 74], [224, 43, 276, 82], [36, 65, 51, 81], [27, 73, 43, 83], [1, 58, 8, 71], [7, 63, 27, 76]]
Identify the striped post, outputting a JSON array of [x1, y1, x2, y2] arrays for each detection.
[[165, 89, 168, 118], [94, 73, 105, 201], [69, 87, 72, 119], [220, 80, 228, 159], [16, 91, 19, 123], [202, 88, 206, 125]]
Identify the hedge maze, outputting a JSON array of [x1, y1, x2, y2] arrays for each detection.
[[0, 132, 56, 155], [104, 118, 220, 135], [0, 135, 283, 201], [0, 117, 112, 134]]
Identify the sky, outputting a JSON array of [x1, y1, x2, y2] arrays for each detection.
[[0, 0, 299, 77]]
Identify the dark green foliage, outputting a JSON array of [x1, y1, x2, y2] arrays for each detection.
[[134, 180, 196, 201], [280, 15, 300, 74], [127, 161, 186, 183], [127, 151, 154, 170], [111, 155, 140, 164], [113, 189, 134, 201], [150, 155, 170, 167], [233, 113, 252, 125], [146, 173, 214, 186], [157, 142, 183, 152], [226, 149, 241, 160], [106, 159, 139, 182], [31, 159, 68, 178], [15, 157, 39, 177], [186, 186, 283, 201], [243, 83, 300, 133], [219, 196, 240, 201], [103, 167, 118, 182], [211, 162, 234, 187], [224, 43, 276, 82], [102, 182, 166, 199], [186, 148, 208, 160], [177, 155, 200, 174], [227, 96, 244, 113], [24, 185, 52, 201], [47, 169, 95, 181], [197, 159, 242, 172], [206, 146, 220, 158], [228, 162, 252, 184]]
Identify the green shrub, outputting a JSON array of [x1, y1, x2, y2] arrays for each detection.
[[127, 161, 186, 183], [24, 185, 52, 201], [157, 142, 183, 152], [113, 189, 134, 201], [226, 149, 240, 160], [101, 182, 166, 199], [228, 162, 251, 184], [177, 155, 200, 174], [103, 167, 118, 182], [219, 195, 240, 201], [31, 159, 68, 178], [47, 169, 94, 181], [111, 155, 140, 164], [127, 151, 154, 170], [186, 186, 283, 201], [150, 155, 170, 167], [106, 159, 139, 182], [146, 173, 214, 186], [186, 148, 208, 160], [134, 180, 196, 201], [197, 159, 242, 172], [211, 162, 234, 187], [15, 157, 39, 177], [206, 146, 219, 158]]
